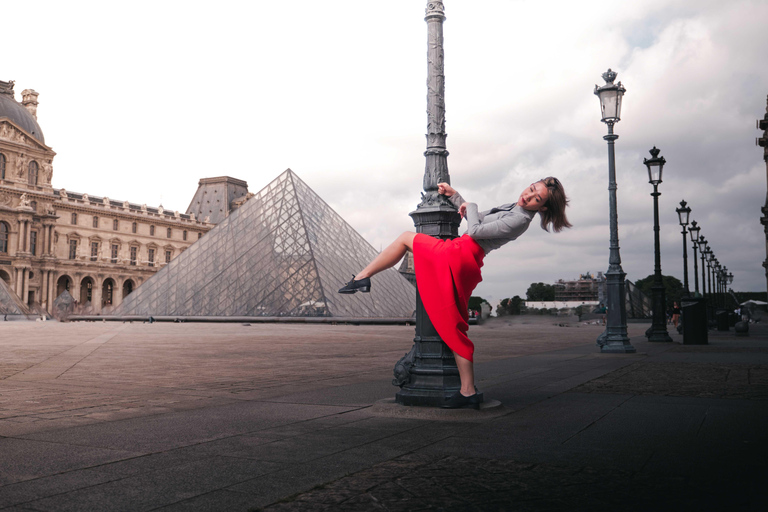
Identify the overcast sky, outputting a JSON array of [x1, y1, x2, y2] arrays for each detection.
[[3, 0, 767, 303]]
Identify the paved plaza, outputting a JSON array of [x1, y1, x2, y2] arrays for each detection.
[[0, 317, 766, 511]]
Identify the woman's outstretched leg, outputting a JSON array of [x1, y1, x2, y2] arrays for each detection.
[[355, 231, 416, 280]]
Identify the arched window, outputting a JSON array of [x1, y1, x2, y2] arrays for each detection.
[[0, 153, 5, 180], [0, 222, 9, 253], [28, 161, 39, 185], [183, 230, 187, 241], [150, 225, 155, 236], [132, 222, 137, 234], [166, 227, 172, 238], [93, 216, 99, 228]]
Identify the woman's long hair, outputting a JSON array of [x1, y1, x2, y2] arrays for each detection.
[[538, 176, 572, 233]]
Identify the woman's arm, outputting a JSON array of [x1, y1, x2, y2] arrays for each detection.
[[438, 182, 469, 216], [463, 203, 531, 240]]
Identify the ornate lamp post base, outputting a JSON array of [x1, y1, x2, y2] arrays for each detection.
[[597, 268, 635, 353], [394, 206, 462, 406]]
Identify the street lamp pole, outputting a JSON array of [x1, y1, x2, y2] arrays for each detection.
[[395, 1, 463, 406], [689, 220, 700, 295], [676, 200, 691, 296], [714, 259, 720, 308], [644, 147, 672, 342], [699, 237, 708, 298], [706, 252, 714, 305], [594, 69, 634, 353]]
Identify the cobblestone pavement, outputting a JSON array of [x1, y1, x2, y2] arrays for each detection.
[[574, 361, 768, 399], [0, 318, 766, 511], [259, 453, 762, 512]]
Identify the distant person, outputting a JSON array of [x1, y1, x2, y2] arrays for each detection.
[[338, 178, 572, 408], [672, 301, 681, 329]]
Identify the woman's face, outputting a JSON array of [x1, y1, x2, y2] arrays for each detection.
[[518, 181, 549, 211]]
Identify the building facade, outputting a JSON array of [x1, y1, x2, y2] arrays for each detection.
[[554, 272, 605, 303], [0, 79, 215, 314]]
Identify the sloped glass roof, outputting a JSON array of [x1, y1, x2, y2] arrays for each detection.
[[112, 169, 415, 318]]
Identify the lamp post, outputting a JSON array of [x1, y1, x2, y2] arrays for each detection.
[[594, 69, 634, 353], [689, 220, 701, 295], [705, 251, 714, 305], [676, 200, 691, 296], [699, 236, 709, 297], [714, 259, 721, 308], [681, 218, 707, 345], [719, 266, 727, 309], [644, 147, 673, 342], [704, 248, 714, 323], [721, 266, 729, 306], [394, 1, 464, 407]]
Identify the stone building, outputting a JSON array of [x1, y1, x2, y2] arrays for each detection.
[[0, 79, 216, 314], [554, 272, 605, 303]]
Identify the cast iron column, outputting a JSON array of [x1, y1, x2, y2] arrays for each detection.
[[700, 238, 708, 298], [679, 220, 689, 295], [757, 96, 768, 301], [597, 121, 634, 353], [647, 181, 672, 342], [395, 1, 462, 406], [691, 236, 699, 294]]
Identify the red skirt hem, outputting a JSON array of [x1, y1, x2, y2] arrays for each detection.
[[412, 234, 485, 362]]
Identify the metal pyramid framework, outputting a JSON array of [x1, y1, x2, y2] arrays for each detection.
[[0, 278, 32, 318], [112, 169, 415, 318]]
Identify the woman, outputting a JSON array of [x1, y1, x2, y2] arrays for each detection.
[[339, 177, 572, 408]]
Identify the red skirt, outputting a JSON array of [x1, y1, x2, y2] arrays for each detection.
[[412, 233, 485, 362]]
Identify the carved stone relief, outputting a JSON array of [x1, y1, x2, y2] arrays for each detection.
[[43, 161, 53, 183], [15, 154, 26, 178], [0, 191, 12, 206]]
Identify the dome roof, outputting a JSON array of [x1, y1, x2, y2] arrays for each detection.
[[0, 80, 45, 144]]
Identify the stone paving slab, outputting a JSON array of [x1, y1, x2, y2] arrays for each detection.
[[0, 318, 766, 510]]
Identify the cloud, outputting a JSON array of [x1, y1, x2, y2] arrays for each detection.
[[2, 0, 766, 300]]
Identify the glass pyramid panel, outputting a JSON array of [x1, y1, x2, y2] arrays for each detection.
[[112, 169, 415, 318], [0, 278, 32, 317]]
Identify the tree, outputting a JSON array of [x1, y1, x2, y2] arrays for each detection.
[[633, 274, 684, 308], [496, 298, 511, 316], [526, 282, 555, 301], [496, 296, 524, 316], [468, 296, 487, 312]]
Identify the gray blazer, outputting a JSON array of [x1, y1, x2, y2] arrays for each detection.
[[448, 192, 535, 255]]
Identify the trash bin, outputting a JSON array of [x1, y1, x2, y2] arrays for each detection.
[[682, 297, 707, 345], [716, 309, 729, 331]]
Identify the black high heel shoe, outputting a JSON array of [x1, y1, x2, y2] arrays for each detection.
[[338, 276, 371, 294]]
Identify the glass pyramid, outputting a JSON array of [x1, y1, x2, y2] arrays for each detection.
[[112, 169, 415, 318], [0, 278, 32, 318]]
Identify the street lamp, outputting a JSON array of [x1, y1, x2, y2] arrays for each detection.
[[594, 69, 634, 353], [689, 220, 701, 295], [394, 1, 464, 406], [714, 259, 721, 308], [676, 200, 691, 295], [644, 147, 672, 342], [706, 251, 715, 306], [699, 236, 709, 297]]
